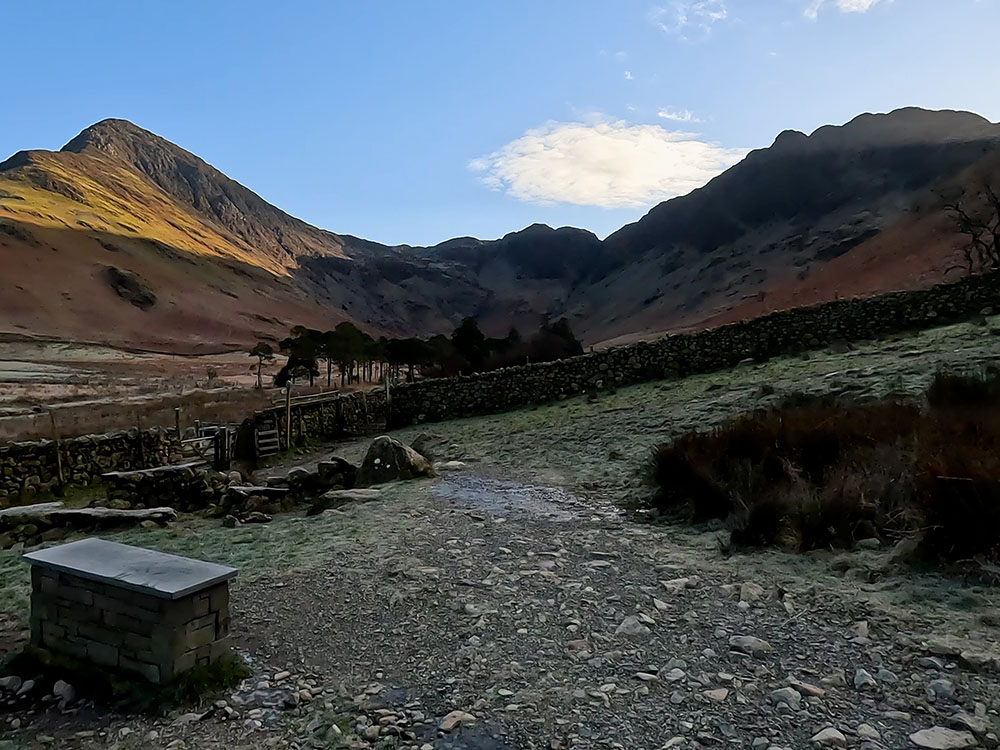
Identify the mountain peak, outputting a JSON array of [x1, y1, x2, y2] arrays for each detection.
[[60, 118, 162, 155]]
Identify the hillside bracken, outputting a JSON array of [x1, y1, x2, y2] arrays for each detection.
[[649, 369, 1000, 563]]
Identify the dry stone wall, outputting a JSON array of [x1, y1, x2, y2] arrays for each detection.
[[0, 429, 181, 507], [387, 271, 1000, 426]]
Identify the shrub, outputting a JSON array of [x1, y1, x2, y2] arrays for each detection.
[[649, 371, 1000, 563]]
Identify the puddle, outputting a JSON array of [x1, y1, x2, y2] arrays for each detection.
[[432, 475, 617, 521]]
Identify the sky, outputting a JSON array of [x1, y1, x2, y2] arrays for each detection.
[[2, 0, 999, 247]]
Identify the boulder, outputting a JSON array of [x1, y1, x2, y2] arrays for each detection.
[[356, 436, 434, 488], [410, 433, 440, 461], [308, 488, 382, 515], [316, 456, 357, 489]]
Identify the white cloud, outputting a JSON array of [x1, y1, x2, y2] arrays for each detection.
[[805, 0, 890, 19], [469, 118, 748, 209], [658, 107, 701, 123], [625, 70, 634, 80], [650, 0, 729, 37]]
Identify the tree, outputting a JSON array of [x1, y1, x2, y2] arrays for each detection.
[[451, 317, 489, 372], [277, 327, 321, 387], [249, 341, 275, 389], [945, 184, 1000, 274]]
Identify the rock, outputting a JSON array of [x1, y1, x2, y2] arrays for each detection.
[[949, 713, 989, 736], [703, 688, 729, 702], [52, 680, 75, 704], [848, 620, 870, 639], [789, 678, 825, 697], [729, 635, 773, 656], [0, 676, 22, 693], [961, 650, 1000, 672], [0, 503, 175, 534], [909, 727, 978, 749], [739, 582, 765, 602], [770, 687, 802, 709], [821, 669, 848, 687], [918, 657, 947, 670], [409, 433, 439, 461], [16, 679, 35, 696], [810, 727, 847, 747], [356, 436, 435, 487], [928, 678, 957, 701], [316, 456, 358, 488], [439, 710, 476, 732], [876, 667, 898, 684], [308, 488, 382, 516], [435, 461, 467, 472], [854, 669, 877, 690], [615, 616, 652, 638], [857, 724, 881, 741]]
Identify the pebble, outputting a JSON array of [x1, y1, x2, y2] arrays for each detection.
[[729, 635, 773, 656], [854, 669, 877, 690], [810, 727, 847, 747], [0, 676, 22, 693], [615, 616, 652, 638], [16, 680, 35, 696], [857, 724, 881, 741], [52, 680, 75, 704], [770, 687, 802, 709], [928, 678, 956, 702], [439, 710, 476, 732]]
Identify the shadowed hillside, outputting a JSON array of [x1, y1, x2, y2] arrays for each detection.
[[1, 108, 998, 350]]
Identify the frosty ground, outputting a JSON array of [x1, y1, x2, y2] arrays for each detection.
[[2, 318, 1000, 749]]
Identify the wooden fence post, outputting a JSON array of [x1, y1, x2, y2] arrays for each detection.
[[136, 413, 145, 467], [384, 373, 391, 427], [285, 384, 292, 450], [174, 407, 181, 438], [49, 411, 64, 487]]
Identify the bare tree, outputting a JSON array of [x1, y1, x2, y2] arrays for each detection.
[[944, 184, 1000, 274]]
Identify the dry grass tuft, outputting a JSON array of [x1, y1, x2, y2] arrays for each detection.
[[650, 370, 1000, 563]]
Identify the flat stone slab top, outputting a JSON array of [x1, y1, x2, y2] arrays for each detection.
[[101, 462, 204, 480], [23, 538, 237, 600]]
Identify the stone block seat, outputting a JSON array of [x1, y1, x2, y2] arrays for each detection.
[[23, 538, 237, 684]]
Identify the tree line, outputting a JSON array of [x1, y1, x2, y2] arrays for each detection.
[[250, 317, 585, 389]]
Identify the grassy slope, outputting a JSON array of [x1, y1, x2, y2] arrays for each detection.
[[0, 152, 350, 351], [0, 151, 285, 274]]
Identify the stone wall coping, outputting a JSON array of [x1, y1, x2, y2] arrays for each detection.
[[101, 462, 204, 480], [23, 538, 237, 600]]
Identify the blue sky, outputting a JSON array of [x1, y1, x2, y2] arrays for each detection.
[[2, 0, 998, 246]]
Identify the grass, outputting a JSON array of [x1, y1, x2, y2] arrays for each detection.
[[649, 368, 1000, 564], [0, 497, 384, 633]]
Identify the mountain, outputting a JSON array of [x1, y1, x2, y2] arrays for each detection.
[[1, 109, 998, 352]]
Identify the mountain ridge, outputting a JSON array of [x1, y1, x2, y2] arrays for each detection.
[[1, 107, 998, 351]]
